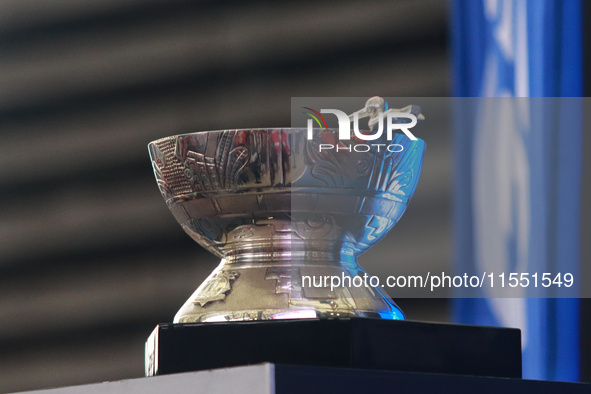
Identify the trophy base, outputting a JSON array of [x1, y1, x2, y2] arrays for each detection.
[[173, 263, 405, 323], [145, 318, 521, 379]]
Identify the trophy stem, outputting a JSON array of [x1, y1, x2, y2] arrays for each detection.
[[173, 228, 404, 323]]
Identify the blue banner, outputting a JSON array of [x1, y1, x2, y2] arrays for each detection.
[[451, 0, 582, 381]]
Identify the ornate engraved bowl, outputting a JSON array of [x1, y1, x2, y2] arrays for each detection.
[[148, 128, 426, 322]]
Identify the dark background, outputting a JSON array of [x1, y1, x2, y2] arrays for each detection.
[[0, 0, 587, 392]]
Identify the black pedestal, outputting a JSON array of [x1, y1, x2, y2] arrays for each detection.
[[145, 318, 521, 378]]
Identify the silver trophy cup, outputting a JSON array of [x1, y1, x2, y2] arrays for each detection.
[[149, 126, 425, 323]]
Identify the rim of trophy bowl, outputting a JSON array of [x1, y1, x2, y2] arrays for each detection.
[[147, 127, 426, 147]]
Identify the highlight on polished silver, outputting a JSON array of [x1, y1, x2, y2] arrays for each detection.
[[148, 104, 426, 323]]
